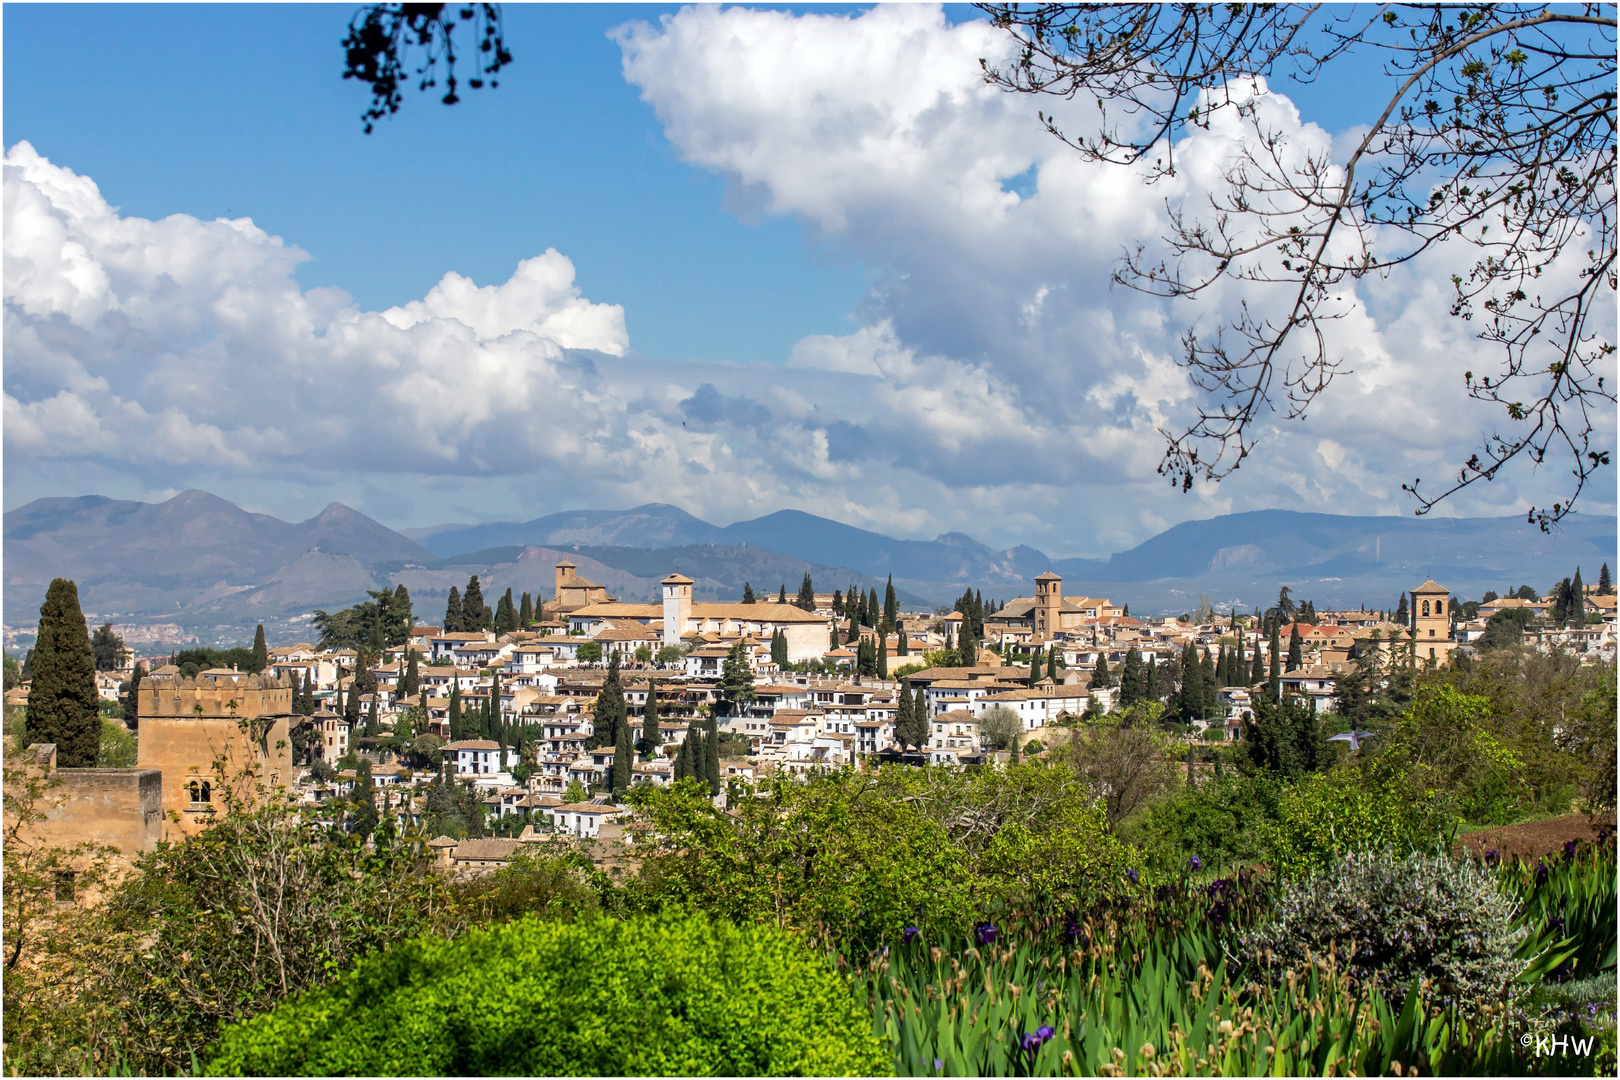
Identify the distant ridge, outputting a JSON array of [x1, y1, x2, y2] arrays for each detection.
[[5, 490, 1613, 646]]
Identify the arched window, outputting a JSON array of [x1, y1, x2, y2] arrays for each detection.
[[188, 780, 201, 803], [200, 780, 211, 803], [1422, 600, 1431, 616], [1436, 598, 1445, 615]]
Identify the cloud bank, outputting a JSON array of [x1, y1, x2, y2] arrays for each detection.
[[6, 4, 1608, 553]]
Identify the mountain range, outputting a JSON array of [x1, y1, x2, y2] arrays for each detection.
[[5, 490, 1613, 648]]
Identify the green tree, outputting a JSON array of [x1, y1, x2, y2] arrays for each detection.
[[591, 656, 626, 751], [1395, 592, 1410, 628], [642, 681, 662, 757], [577, 641, 603, 664], [796, 574, 816, 612], [1046, 646, 1059, 683], [717, 642, 755, 715], [444, 586, 464, 634], [463, 576, 489, 633], [448, 680, 462, 742], [909, 685, 930, 750], [1027, 646, 1043, 688], [1268, 622, 1282, 691], [90, 622, 127, 672], [704, 717, 721, 797], [495, 588, 516, 635], [979, 704, 1021, 751], [402, 650, 419, 698], [28, 579, 101, 767], [611, 705, 632, 796], [120, 661, 145, 729], [883, 575, 898, 633], [777, 584, 787, 604], [1286, 625, 1304, 672], [1599, 562, 1613, 595], [876, 636, 888, 680], [1090, 649, 1112, 689], [1118, 648, 1142, 708], [893, 680, 913, 751], [742, 582, 756, 604], [518, 591, 533, 627], [250, 624, 269, 673], [351, 759, 379, 837]]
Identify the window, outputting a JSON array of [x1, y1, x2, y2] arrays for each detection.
[[1422, 600, 1430, 616]]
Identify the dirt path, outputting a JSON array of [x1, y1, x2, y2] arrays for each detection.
[[1457, 812, 1617, 861]]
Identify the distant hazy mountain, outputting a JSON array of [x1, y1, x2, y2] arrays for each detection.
[[4, 490, 435, 639], [6, 489, 1613, 647]]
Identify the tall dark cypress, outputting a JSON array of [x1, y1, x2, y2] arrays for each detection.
[[1178, 643, 1203, 722], [894, 681, 913, 751], [1144, 654, 1158, 702], [611, 708, 632, 795], [463, 576, 488, 632], [1047, 647, 1058, 683], [1119, 648, 1142, 708], [1250, 635, 1265, 685], [1286, 625, 1304, 672], [403, 650, 419, 698], [1028, 646, 1043, 688], [29, 579, 101, 767], [705, 717, 721, 796], [883, 575, 898, 633], [449, 679, 462, 741], [912, 686, 929, 749], [867, 588, 880, 628], [1268, 623, 1282, 693], [365, 692, 381, 738], [491, 671, 502, 740], [519, 591, 533, 627], [251, 624, 269, 673], [742, 582, 756, 604], [1091, 650, 1112, 689], [644, 680, 661, 756], [444, 586, 464, 633], [797, 573, 817, 612]]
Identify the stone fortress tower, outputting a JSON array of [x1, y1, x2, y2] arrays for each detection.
[[137, 669, 294, 836]]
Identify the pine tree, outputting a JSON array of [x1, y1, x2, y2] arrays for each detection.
[[519, 591, 533, 627], [611, 706, 632, 796], [1091, 650, 1112, 689], [1600, 562, 1614, 595], [1287, 625, 1304, 672], [742, 582, 756, 604], [251, 623, 269, 673], [464, 576, 488, 632], [444, 586, 464, 633], [797, 574, 817, 612], [29, 579, 101, 767], [448, 679, 462, 741], [1047, 647, 1059, 682], [1394, 592, 1409, 627], [704, 717, 721, 796]]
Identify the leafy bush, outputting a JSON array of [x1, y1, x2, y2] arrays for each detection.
[[1121, 772, 1281, 870], [96, 717, 136, 767], [1267, 764, 1442, 878], [204, 910, 887, 1076], [1239, 850, 1526, 1017]]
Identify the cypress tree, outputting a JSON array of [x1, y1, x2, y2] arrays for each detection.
[[611, 706, 632, 795], [491, 671, 502, 738], [644, 681, 662, 756], [1091, 650, 1112, 689], [403, 650, 419, 698], [464, 576, 488, 632], [495, 589, 516, 635], [883, 575, 898, 633], [894, 680, 913, 750], [705, 717, 721, 796], [122, 661, 145, 729], [1600, 562, 1613, 595], [1028, 645, 1042, 687], [688, 724, 706, 786], [1177, 643, 1203, 723], [393, 584, 414, 643], [777, 584, 788, 604], [742, 582, 756, 604], [1143, 654, 1158, 702], [444, 586, 464, 633], [251, 623, 269, 673], [913, 686, 929, 749], [797, 573, 816, 612], [877, 635, 888, 679], [1214, 644, 1228, 687], [365, 692, 381, 738], [1201, 647, 1218, 717], [1268, 623, 1282, 693], [1047, 646, 1059, 682], [449, 679, 462, 741], [29, 579, 101, 767], [1119, 648, 1142, 708], [519, 591, 533, 627], [594, 657, 626, 749], [868, 588, 880, 627], [1394, 592, 1409, 627], [1286, 625, 1304, 672], [344, 668, 362, 728], [897, 627, 908, 656], [1572, 566, 1586, 623], [832, 589, 843, 616]]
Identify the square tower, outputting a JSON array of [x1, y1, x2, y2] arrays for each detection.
[[1409, 579, 1455, 664], [661, 573, 694, 648], [1034, 572, 1062, 643]]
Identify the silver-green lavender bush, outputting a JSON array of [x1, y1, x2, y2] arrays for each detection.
[[1238, 850, 1527, 1017]]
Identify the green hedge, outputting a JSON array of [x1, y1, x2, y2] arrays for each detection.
[[204, 910, 888, 1076]]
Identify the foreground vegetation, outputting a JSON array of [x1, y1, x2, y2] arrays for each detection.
[[4, 647, 1614, 1076]]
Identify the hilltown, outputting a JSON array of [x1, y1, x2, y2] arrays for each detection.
[[14, 561, 1616, 875]]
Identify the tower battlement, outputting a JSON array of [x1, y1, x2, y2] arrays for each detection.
[[139, 672, 293, 721]]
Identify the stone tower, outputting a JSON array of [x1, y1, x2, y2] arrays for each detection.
[[1034, 572, 1062, 643], [137, 670, 294, 836], [661, 573, 694, 648], [1409, 579, 1454, 664]]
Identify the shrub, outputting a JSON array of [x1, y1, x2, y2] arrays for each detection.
[[203, 910, 887, 1076], [1267, 764, 1441, 879], [1238, 850, 1527, 1017]]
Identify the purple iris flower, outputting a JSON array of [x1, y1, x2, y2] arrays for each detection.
[[1019, 1026, 1056, 1061], [903, 926, 922, 944], [1127, 868, 1139, 884], [1536, 861, 1550, 885], [1064, 917, 1085, 947], [1208, 878, 1230, 897], [1484, 848, 1500, 866], [975, 923, 998, 946], [1564, 840, 1579, 861], [933, 1059, 944, 1071], [1188, 855, 1202, 870]]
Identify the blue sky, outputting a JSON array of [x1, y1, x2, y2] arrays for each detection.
[[5, 4, 1607, 553]]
